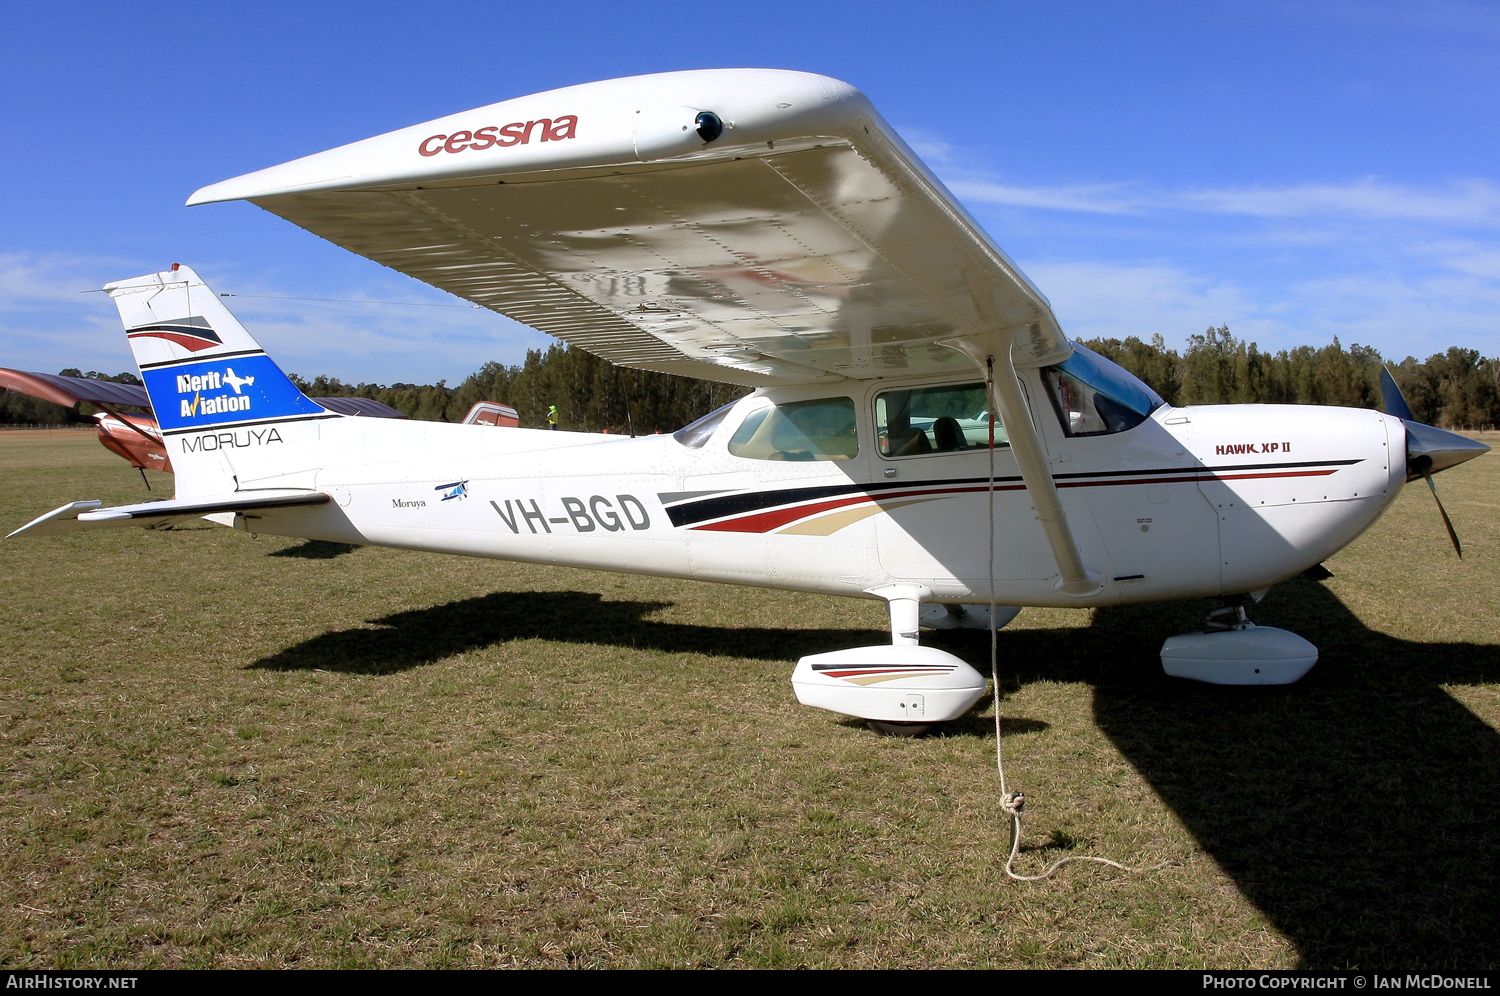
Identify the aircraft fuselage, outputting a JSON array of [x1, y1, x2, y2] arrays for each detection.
[[193, 374, 1403, 609]]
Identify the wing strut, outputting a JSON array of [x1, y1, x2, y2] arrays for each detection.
[[948, 335, 1103, 598]]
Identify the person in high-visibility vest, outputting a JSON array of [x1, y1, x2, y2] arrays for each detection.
[[547, 404, 559, 430]]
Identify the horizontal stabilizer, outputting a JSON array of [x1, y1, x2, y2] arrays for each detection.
[[7, 490, 330, 538]]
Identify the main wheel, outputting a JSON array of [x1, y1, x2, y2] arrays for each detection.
[[866, 720, 945, 738]]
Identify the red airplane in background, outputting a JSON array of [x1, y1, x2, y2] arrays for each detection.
[[0, 367, 411, 489]]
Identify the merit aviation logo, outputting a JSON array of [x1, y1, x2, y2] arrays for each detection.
[[143, 353, 326, 431], [176, 367, 255, 418]]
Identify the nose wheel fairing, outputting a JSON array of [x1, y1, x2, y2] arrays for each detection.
[[1161, 614, 1320, 686]]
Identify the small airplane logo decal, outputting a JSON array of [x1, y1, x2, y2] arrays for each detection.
[[223, 368, 255, 395], [435, 481, 468, 501]]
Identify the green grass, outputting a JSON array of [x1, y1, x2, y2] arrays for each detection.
[[1, 427, 1497, 969]]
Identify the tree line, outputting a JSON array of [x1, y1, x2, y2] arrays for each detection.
[[1084, 328, 1500, 429], [291, 343, 749, 433], [5, 331, 1497, 430]]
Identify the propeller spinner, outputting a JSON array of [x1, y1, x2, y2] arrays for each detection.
[[1380, 367, 1491, 557]]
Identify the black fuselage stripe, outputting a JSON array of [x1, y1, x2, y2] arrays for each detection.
[[160, 413, 338, 436], [138, 349, 265, 370], [664, 459, 1364, 527]]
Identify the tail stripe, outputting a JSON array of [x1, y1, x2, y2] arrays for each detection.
[[127, 321, 224, 352], [139, 348, 263, 370]]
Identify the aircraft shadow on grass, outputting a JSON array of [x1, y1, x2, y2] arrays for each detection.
[[252, 578, 1499, 970], [997, 578, 1500, 972], [267, 539, 361, 559], [249, 590, 886, 674]]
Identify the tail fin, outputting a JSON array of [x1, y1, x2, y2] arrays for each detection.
[[107, 265, 328, 496]]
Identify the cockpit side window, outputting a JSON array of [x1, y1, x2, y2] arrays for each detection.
[[727, 397, 859, 462], [1043, 343, 1165, 437], [875, 382, 1008, 458]]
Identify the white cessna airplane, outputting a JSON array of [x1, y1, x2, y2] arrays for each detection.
[[10, 70, 1487, 733]]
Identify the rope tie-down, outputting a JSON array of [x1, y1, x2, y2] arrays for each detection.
[[984, 356, 1180, 883]]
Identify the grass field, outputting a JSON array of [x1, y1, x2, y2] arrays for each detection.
[[2, 427, 1497, 969]]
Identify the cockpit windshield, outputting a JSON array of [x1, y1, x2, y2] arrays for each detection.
[[674, 402, 737, 448], [1043, 343, 1165, 437]]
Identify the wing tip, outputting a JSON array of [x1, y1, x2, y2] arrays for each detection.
[[6, 499, 104, 539]]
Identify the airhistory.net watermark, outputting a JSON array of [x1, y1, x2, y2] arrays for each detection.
[[5, 978, 137, 990]]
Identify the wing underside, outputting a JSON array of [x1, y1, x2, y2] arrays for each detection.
[[194, 70, 1069, 386]]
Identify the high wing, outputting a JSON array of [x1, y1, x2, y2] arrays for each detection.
[[188, 69, 1070, 386]]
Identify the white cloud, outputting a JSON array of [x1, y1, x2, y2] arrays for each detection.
[[1177, 178, 1500, 226], [181, 271, 553, 384], [1017, 257, 1500, 360], [0, 253, 119, 307], [1024, 261, 1276, 346], [948, 175, 1500, 226], [1285, 269, 1500, 357], [8, 157, 1499, 384], [930, 135, 1500, 358], [1409, 239, 1500, 280], [225, 298, 550, 385], [948, 180, 1141, 215], [893, 128, 955, 168], [0, 253, 553, 383], [0, 253, 139, 375]]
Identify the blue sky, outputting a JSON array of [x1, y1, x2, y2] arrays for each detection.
[[3, 1, 1498, 383]]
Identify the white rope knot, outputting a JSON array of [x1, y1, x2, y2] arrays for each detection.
[[1000, 790, 1025, 817]]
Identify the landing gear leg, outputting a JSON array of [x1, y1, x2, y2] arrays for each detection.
[[790, 584, 988, 732], [1205, 603, 1250, 631]]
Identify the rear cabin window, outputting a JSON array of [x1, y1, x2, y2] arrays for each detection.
[[727, 397, 859, 462], [876, 382, 1009, 458]]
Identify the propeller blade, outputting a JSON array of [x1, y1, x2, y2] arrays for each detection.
[[1422, 470, 1463, 558], [1386, 366, 1486, 557], [1380, 366, 1415, 421]]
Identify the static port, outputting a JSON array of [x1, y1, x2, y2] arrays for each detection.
[[695, 111, 724, 142]]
